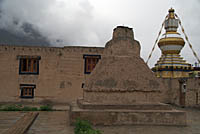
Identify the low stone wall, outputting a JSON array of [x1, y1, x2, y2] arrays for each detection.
[[70, 105, 187, 126]]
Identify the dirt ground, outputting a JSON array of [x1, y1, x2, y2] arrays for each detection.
[[0, 106, 200, 134]]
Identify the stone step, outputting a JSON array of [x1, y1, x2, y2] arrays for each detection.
[[70, 104, 187, 126], [77, 99, 172, 110]]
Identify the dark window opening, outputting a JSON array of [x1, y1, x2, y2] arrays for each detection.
[[83, 55, 101, 74], [20, 84, 35, 98], [19, 56, 40, 75]]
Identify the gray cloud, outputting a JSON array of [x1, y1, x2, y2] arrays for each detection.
[[0, 0, 98, 46], [171, 0, 200, 66], [0, 0, 199, 66]]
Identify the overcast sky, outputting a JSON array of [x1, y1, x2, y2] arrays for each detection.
[[0, 0, 199, 67]]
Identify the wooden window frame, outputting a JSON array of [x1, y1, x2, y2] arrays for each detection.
[[83, 54, 101, 74], [20, 84, 36, 99], [18, 56, 41, 75]]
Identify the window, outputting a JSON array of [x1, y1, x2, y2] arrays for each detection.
[[20, 84, 35, 98], [18, 56, 41, 74], [83, 54, 101, 74]]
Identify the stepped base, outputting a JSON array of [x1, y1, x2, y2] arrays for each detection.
[[69, 102, 187, 126], [77, 99, 172, 110]]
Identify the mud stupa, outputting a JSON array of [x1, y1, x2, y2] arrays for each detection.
[[70, 26, 186, 126]]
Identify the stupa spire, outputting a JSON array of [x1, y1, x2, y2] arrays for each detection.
[[165, 8, 178, 32], [152, 8, 192, 78]]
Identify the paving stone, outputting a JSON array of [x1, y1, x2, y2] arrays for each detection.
[[1, 112, 38, 134], [27, 111, 73, 134], [0, 112, 25, 134], [27, 107, 200, 134]]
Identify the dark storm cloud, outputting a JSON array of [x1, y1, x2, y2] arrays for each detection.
[[0, 0, 99, 46], [0, 0, 51, 46], [0, 0, 199, 65]]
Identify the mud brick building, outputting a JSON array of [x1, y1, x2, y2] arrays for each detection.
[[0, 45, 103, 104]]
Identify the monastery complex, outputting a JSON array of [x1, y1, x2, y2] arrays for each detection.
[[0, 8, 200, 112]]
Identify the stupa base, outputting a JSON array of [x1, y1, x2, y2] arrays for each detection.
[[69, 101, 186, 126]]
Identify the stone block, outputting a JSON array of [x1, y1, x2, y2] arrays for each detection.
[[70, 104, 186, 126]]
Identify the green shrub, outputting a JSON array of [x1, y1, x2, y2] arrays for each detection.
[[31, 107, 39, 111], [39, 105, 52, 111], [74, 119, 102, 134]]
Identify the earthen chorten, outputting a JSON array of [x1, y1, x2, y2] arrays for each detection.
[[70, 26, 186, 126]]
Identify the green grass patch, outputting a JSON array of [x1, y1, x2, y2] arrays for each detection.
[[1, 105, 21, 111], [0, 104, 53, 111], [74, 118, 102, 134], [39, 105, 53, 111], [21, 106, 38, 111]]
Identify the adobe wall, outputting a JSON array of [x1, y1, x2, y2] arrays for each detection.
[[162, 78, 200, 107], [0, 45, 104, 104], [185, 78, 200, 106], [0, 45, 200, 107]]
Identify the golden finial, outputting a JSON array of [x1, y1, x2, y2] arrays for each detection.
[[169, 8, 174, 12], [168, 8, 175, 19]]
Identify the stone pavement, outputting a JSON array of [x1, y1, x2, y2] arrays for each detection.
[[2, 112, 39, 134], [0, 112, 25, 134], [0, 106, 200, 134], [27, 111, 73, 134]]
